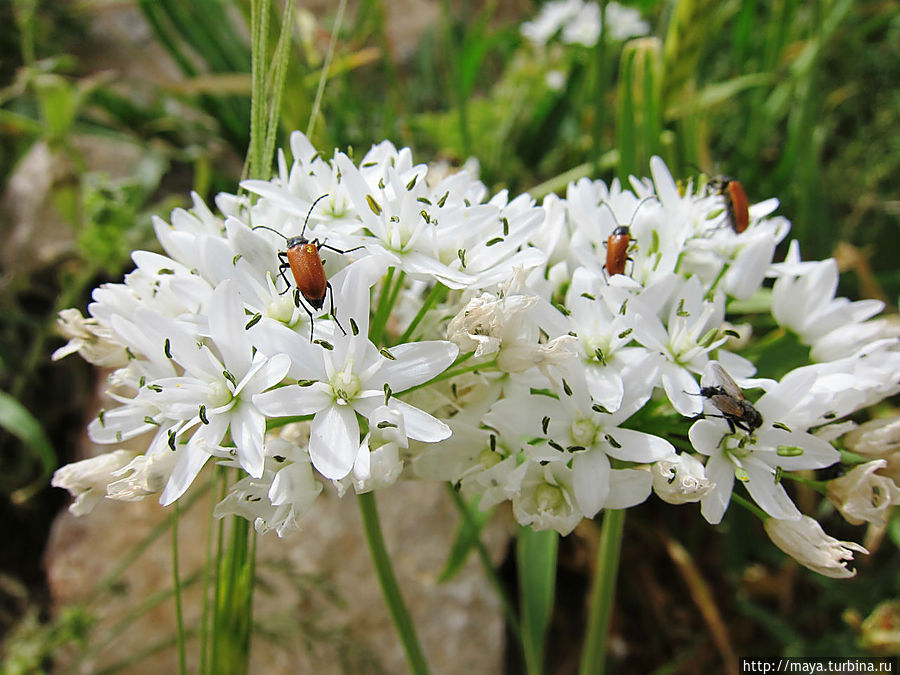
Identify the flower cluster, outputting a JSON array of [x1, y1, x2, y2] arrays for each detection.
[[53, 132, 900, 578], [521, 0, 649, 48]]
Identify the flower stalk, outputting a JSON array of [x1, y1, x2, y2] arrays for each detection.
[[579, 509, 626, 675], [358, 491, 430, 675]]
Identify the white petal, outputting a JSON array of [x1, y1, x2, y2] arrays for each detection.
[[231, 404, 265, 478], [208, 280, 251, 377], [743, 457, 801, 520], [604, 428, 674, 463], [245, 353, 291, 394], [309, 405, 358, 479], [662, 365, 703, 416], [689, 419, 726, 455], [253, 382, 332, 417], [573, 450, 610, 518], [160, 446, 211, 506], [700, 453, 735, 524], [389, 399, 451, 442], [379, 341, 459, 391], [605, 468, 652, 508]]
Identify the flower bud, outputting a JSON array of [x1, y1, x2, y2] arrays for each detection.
[[652, 452, 714, 504], [764, 515, 867, 578], [51, 450, 137, 515], [827, 460, 900, 527]]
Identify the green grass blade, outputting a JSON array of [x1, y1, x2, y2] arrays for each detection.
[[263, 0, 297, 166], [617, 38, 662, 180], [359, 491, 430, 675], [0, 389, 55, 498], [439, 489, 494, 582], [579, 509, 625, 675], [660, 0, 720, 111], [517, 526, 558, 675]]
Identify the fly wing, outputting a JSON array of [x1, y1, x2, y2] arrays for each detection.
[[706, 362, 746, 401], [708, 393, 745, 418]]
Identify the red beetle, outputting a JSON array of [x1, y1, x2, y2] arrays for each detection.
[[605, 224, 632, 277], [708, 176, 750, 234], [600, 197, 657, 277], [253, 194, 362, 341]]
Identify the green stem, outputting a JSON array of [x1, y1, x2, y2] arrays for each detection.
[[357, 491, 429, 675], [731, 492, 769, 520], [242, 528, 257, 674], [399, 354, 483, 394], [370, 267, 396, 345], [306, 0, 347, 138], [173, 499, 187, 675], [444, 484, 523, 649], [591, 0, 608, 173], [262, 0, 296, 164], [397, 282, 449, 344], [209, 468, 228, 673], [518, 527, 557, 675], [579, 509, 626, 675], [247, 0, 271, 181], [89, 481, 210, 602], [439, 0, 471, 156], [779, 472, 828, 493], [199, 471, 217, 675]]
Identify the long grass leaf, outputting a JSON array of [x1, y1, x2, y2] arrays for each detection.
[[0, 390, 55, 495], [439, 490, 494, 582], [263, 0, 297, 166], [517, 526, 558, 675]]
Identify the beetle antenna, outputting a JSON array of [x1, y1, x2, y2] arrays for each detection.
[[251, 224, 289, 241], [598, 195, 659, 228], [301, 194, 330, 238], [597, 200, 620, 224]]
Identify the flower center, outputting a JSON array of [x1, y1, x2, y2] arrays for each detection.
[[570, 417, 597, 446], [330, 365, 361, 406], [208, 380, 233, 408], [268, 294, 295, 324], [535, 484, 564, 512]]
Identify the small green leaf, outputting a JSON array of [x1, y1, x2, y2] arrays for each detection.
[[438, 494, 494, 583]]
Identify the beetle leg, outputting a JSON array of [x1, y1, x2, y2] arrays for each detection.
[[325, 281, 347, 335], [292, 291, 316, 342], [318, 241, 366, 255], [276, 257, 292, 296]]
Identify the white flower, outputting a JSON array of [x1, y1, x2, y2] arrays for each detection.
[[521, 0, 582, 46], [561, 1, 600, 46], [106, 450, 177, 501], [764, 515, 867, 578], [447, 292, 537, 358], [563, 267, 658, 411], [520, 0, 647, 48], [52, 308, 129, 367], [626, 276, 734, 416], [90, 280, 291, 505], [827, 460, 900, 527], [690, 363, 840, 524], [604, 2, 650, 41], [485, 381, 673, 519], [214, 438, 322, 537], [844, 416, 900, 458], [652, 452, 715, 505], [52, 450, 137, 515], [336, 405, 407, 495], [511, 462, 584, 535], [772, 257, 884, 346], [254, 264, 458, 479]]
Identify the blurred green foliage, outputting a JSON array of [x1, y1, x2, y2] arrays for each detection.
[[0, 0, 897, 671]]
